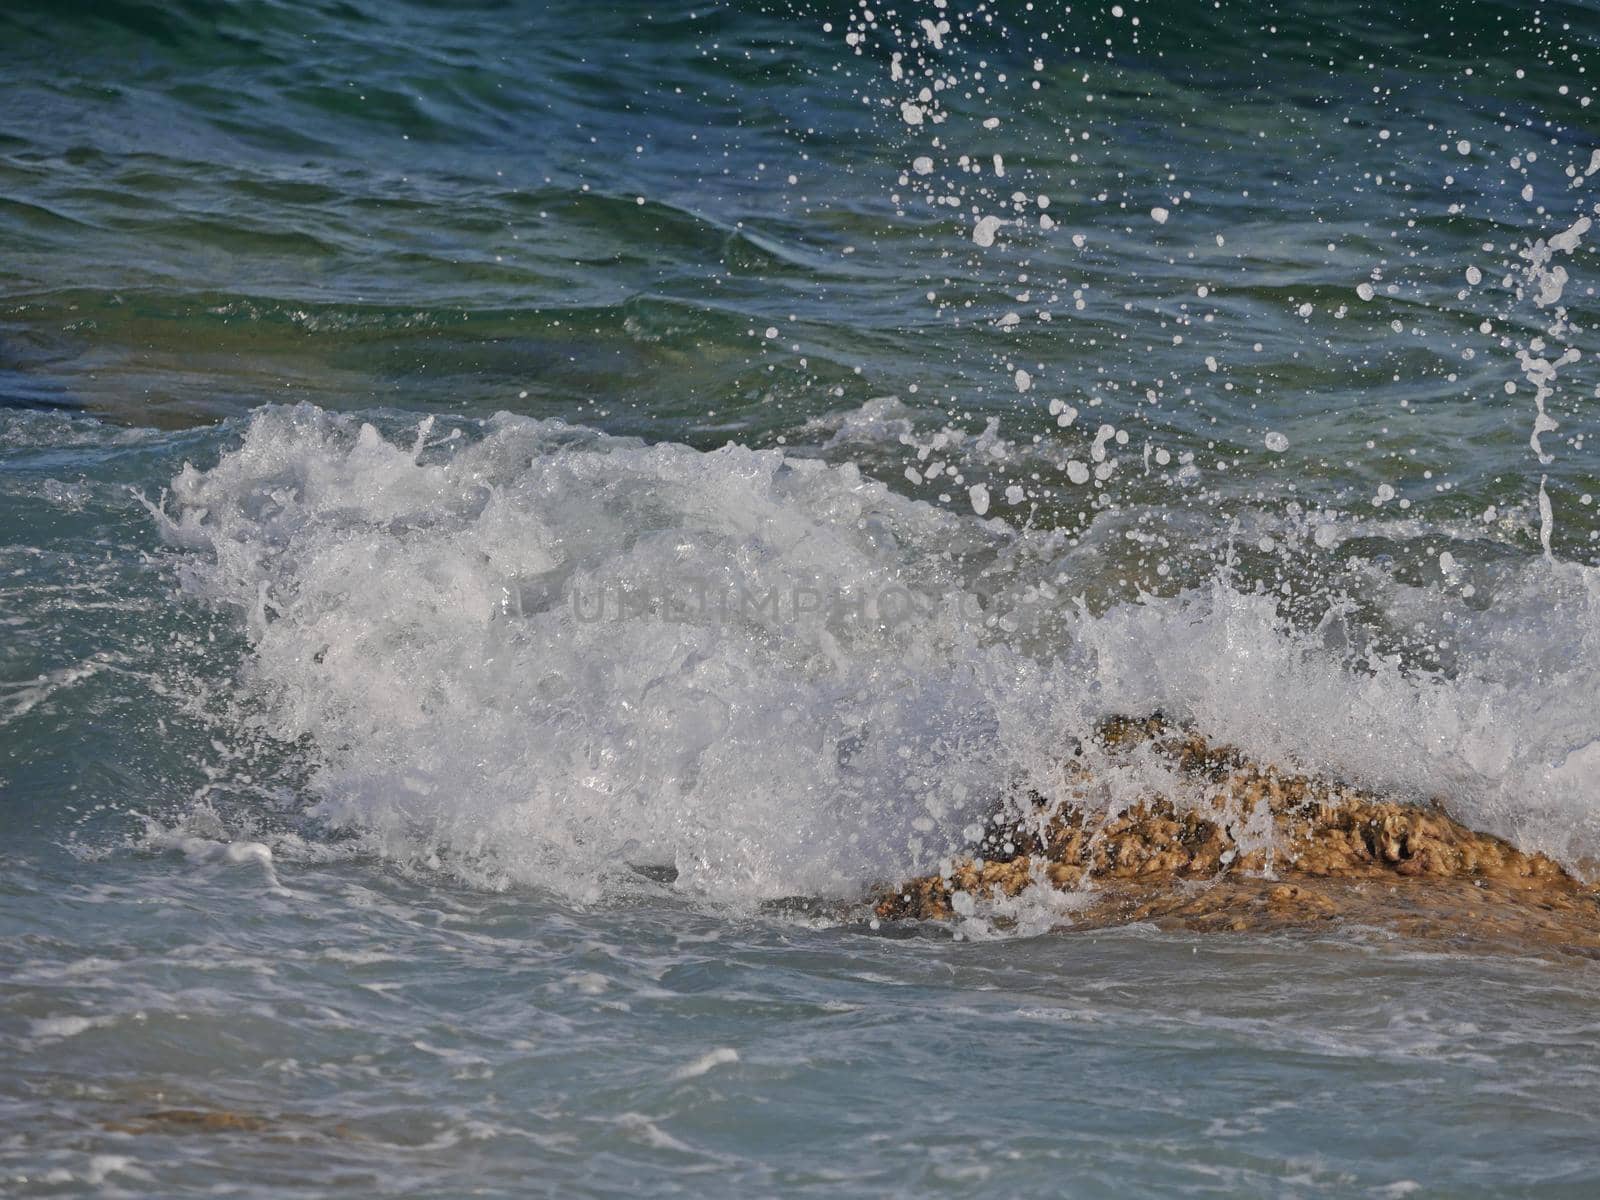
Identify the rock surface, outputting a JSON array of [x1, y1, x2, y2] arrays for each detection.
[[873, 716, 1600, 956], [104, 1108, 358, 1140]]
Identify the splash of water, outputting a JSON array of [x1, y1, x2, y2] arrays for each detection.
[[149, 406, 1600, 903]]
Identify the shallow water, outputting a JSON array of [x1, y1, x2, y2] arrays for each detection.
[[4, 0, 1600, 1194], [11, 846, 1600, 1197]]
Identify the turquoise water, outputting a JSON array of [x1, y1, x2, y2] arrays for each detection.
[[4, 1, 1600, 1194]]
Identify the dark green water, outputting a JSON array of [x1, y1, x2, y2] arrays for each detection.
[[4, 2, 1597, 537]]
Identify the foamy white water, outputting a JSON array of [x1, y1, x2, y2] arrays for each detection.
[[143, 405, 1600, 903]]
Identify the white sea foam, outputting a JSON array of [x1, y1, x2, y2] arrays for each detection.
[[152, 406, 1600, 903], [153, 405, 1018, 900], [671, 1047, 739, 1080], [29, 1015, 108, 1041]]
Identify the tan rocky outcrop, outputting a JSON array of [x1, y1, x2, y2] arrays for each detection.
[[873, 716, 1600, 956]]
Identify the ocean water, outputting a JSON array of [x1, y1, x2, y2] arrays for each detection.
[[4, 0, 1600, 1194]]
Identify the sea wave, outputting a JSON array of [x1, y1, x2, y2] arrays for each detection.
[[147, 404, 1600, 901]]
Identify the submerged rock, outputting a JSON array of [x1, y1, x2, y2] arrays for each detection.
[[106, 1109, 272, 1135], [874, 716, 1600, 956], [104, 1107, 359, 1141]]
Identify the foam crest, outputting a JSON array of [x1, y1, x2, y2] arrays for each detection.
[[154, 405, 1046, 899], [154, 406, 1600, 900]]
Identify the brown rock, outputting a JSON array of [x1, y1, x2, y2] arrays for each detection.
[[104, 1107, 360, 1141], [105, 1109, 270, 1135], [872, 716, 1600, 957]]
